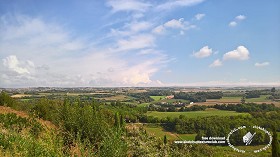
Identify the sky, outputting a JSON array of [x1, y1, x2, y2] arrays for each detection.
[[0, 0, 279, 87]]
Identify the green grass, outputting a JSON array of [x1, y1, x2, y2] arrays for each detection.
[[150, 96, 166, 101], [144, 125, 177, 140], [246, 95, 270, 102], [220, 95, 272, 103], [177, 134, 196, 140], [144, 124, 196, 141], [221, 96, 242, 101], [160, 99, 189, 103], [138, 103, 150, 107], [147, 110, 249, 119]]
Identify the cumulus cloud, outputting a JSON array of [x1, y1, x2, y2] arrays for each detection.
[[153, 18, 196, 35], [209, 59, 222, 67], [255, 62, 270, 67], [229, 21, 237, 27], [229, 15, 246, 27], [106, 0, 151, 13], [195, 13, 205, 20], [164, 18, 185, 29], [193, 46, 213, 58], [2, 55, 30, 74], [235, 15, 246, 21], [0, 14, 170, 87], [156, 0, 204, 11], [223, 46, 249, 60]]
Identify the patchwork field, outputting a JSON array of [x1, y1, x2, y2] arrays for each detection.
[[192, 95, 280, 107], [146, 109, 249, 119]]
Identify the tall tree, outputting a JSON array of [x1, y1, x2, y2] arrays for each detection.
[[164, 135, 167, 145], [272, 129, 280, 157], [120, 114, 124, 127], [241, 96, 246, 104], [114, 112, 120, 129], [271, 87, 276, 93]]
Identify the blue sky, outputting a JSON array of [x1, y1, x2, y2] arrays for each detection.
[[0, 0, 279, 87]]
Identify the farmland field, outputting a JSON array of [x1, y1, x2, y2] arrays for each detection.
[[193, 95, 280, 107], [159, 98, 189, 103], [177, 134, 196, 140], [147, 110, 249, 119], [150, 96, 166, 101], [144, 125, 178, 140], [143, 124, 196, 141]]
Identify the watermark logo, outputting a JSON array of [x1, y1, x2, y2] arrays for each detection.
[[227, 126, 272, 153], [243, 131, 256, 145]]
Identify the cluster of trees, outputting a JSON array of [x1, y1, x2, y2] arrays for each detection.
[[0, 91, 16, 107], [139, 109, 280, 134], [128, 92, 154, 103], [174, 91, 223, 102], [147, 90, 173, 96], [211, 103, 279, 112], [268, 87, 280, 101], [245, 90, 261, 98], [179, 105, 207, 112]]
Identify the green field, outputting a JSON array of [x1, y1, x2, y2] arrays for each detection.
[[138, 103, 150, 107], [144, 125, 196, 141], [221, 95, 270, 102], [159, 98, 189, 103], [220, 96, 241, 101], [177, 134, 196, 140], [150, 96, 166, 101], [147, 110, 249, 119], [144, 125, 178, 140], [246, 95, 270, 102]]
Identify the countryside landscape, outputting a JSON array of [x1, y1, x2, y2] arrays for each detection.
[[0, 0, 280, 156], [0, 87, 280, 156]]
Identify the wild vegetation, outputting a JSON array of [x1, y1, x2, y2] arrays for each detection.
[[0, 87, 279, 156]]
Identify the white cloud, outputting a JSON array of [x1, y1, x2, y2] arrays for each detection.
[[0, 14, 85, 60], [223, 46, 250, 60], [209, 59, 222, 67], [109, 21, 153, 37], [0, 14, 169, 87], [127, 21, 153, 32], [255, 62, 270, 67], [195, 13, 205, 20], [106, 0, 151, 13], [137, 49, 161, 55], [229, 15, 246, 27], [2, 55, 30, 74], [229, 21, 237, 27], [152, 25, 165, 34], [156, 0, 204, 11], [164, 18, 185, 29], [115, 34, 155, 51], [153, 18, 196, 35], [193, 46, 213, 58], [235, 15, 246, 21]]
